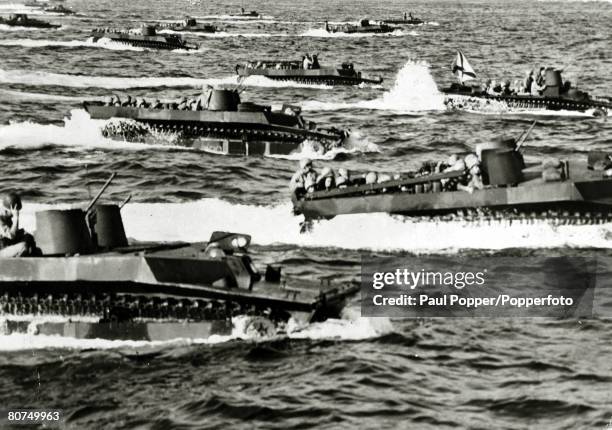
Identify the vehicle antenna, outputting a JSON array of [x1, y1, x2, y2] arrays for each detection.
[[515, 121, 537, 152], [119, 194, 132, 209], [85, 172, 116, 213]]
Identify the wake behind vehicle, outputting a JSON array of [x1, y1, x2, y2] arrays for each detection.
[[323, 19, 399, 34], [83, 88, 350, 156], [0, 175, 358, 341], [236, 57, 383, 86], [157, 16, 217, 33], [292, 125, 612, 222], [442, 51, 611, 117], [89, 25, 199, 50], [0, 14, 60, 29]]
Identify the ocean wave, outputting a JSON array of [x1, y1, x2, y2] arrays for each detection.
[[268, 131, 380, 161], [0, 37, 146, 51], [0, 68, 337, 90], [0, 109, 376, 158], [0, 88, 93, 102], [16, 198, 612, 251], [0, 310, 391, 351], [445, 94, 600, 118], [0, 23, 41, 31], [158, 28, 289, 38], [0, 68, 236, 88], [302, 60, 445, 112], [0, 109, 165, 151], [300, 28, 416, 38]]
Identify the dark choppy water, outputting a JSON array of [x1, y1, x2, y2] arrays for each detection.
[[1, 0, 612, 428]]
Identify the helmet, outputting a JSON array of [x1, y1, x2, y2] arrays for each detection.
[[447, 154, 459, 166], [464, 153, 479, 170], [452, 159, 467, 171], [299, 158, 312, 170], [365, 172, 378, 184], [2, 192, 22, 211], [319, 167, 333, 178]]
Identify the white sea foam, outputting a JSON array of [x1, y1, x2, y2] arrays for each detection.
[[0, 109, 375, 157], [445, 94, 599, 118], [0, 68, 339, 90], [0, 109, 170, 151], [0, 88, 93, 102], [300, 28, 415, 38], [158, 28, 288, 38], [302, 60, 445, 113], [0, 311, 390, 351], [268, 131, 380, 161], [287, 307, 393, 340], [0, 68, 237, 88], [0, 37, 146, 51], [0, 23, 39, 31], [14, 198, 612, 252]]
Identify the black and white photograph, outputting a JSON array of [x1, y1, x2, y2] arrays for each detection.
[[0, 0, 611, 428]]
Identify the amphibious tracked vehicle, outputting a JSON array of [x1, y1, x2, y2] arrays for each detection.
[[89, 25, 198, 50], [323, 19, 399, 34], [292, 127, 612, 222], [0, 14, 60, 29], [0, 175, 358, 341], [236, 58, 383, 86], [157, 17, 217, 33], [443, 51, 611, 116], [84, 88, 350, 156]]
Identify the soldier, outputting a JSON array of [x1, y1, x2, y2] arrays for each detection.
[[0, 193, 37, 257], [290, 159, 317, 194]]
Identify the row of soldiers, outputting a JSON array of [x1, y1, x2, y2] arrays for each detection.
[[103, 89, 214, 111], [290, 154, 485, 196], [484, 67, 572, 97]]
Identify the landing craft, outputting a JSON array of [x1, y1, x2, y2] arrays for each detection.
[[236, 58, 383, 86], [442, 51, 611, 117], [380, 12, 424, 25], [323, 19, 399, 34], [229, 8, 261, 18], [89, 25, 199, 50], [156, 16, 217, 33], [0, 175, 358, 341], [84, 88, 350, 157], [292, 124, 612, 222], [0, 14, 61, 29], [42, 4, 75, 15]]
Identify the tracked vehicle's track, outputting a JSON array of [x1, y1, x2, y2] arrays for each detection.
[[101, 120, 340, 146], [0, 292, 290, 323], [401, 208, 612, 225]]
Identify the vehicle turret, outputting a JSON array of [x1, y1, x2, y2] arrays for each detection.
[[207, 89, 240, 111]]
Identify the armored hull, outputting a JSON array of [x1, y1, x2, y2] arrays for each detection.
[[83, 94, 348, 156], [162, 23, 216, 32], [443, 85, 611, 117], [324, 20, 398, 34], [158, 17, 217, 33], [0, 206, 358, 340], [43, 5, 75, 14], [0, 15, 60, 28], [442, 56, 610, 116], [380, 18, 423, 25], [236, 62, 383, 86], [230, 10, 260, 18], [89, 30, 198, 50], [293, 157, 612, 221]]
